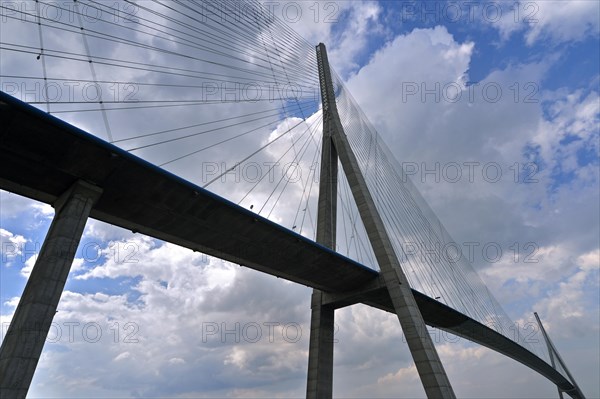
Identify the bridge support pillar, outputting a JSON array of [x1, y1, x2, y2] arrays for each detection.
[[0, 181, 102, 399], [306, 291, 335, 398], [306, 74, 338, 398], [315, 42, 456, 398]]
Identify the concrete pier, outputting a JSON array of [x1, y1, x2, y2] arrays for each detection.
[[306, 291, 335, 398], [313, 43, 456, 398], [306, 86, 339, 398], [0, 181, 102, 398]]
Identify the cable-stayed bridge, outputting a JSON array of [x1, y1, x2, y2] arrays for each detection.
[[0, 1, 586, 398]]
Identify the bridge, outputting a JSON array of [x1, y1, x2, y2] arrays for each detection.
[[0, 1, 586, 398]]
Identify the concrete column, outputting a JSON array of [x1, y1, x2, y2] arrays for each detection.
[[316, 43, 456, 398], [0, 181, 102, 398], [306, 291, 335, 398], [534, 313, 585, 399], [306, 79, 338, 398]]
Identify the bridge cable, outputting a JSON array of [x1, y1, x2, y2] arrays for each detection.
[[73, 0, 113, 142], [34, 0, 50, 113]]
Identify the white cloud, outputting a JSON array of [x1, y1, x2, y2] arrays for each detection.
[[168, 357, 186, 365], [524, 1, 600, 45], [0, 228, 27, 266], [20, 253, 37, 278], [0, 190, 44, 219], [377, 364, 418, 385], [21, 225, 314, 397], [267, 1, 386, 76], [341, 24, 599, 396], [578, 249, 600, 271], [532, 248, 600, 339], [3, 296, 20, 308], [19, 254, 84, 279], [82, 219, 138, 243], [328, 1, 384, 75], [489, 0, 600, 45], [113, 351, 131, 362]]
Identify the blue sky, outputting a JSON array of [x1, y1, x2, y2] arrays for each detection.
[[1, 1, 599, 397]]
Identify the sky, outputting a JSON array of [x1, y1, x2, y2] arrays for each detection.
[[0, 0, 599, 398]]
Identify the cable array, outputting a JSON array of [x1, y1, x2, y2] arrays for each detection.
[[0, 0, 326, 235], [329, 69, 553, 363], [0, 0, 320, 132]]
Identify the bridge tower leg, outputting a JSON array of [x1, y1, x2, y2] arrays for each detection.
[[0, 181, 102, 399], [306, 68, 339, 397], [314, 43, 456, 398], [534, 312, 586, 399]]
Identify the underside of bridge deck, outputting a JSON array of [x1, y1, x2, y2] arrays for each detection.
[[0, 91, 580, 397]]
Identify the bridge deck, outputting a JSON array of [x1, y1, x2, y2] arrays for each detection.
[[0, 92, 378, 293], [0, 91, 577, 395]]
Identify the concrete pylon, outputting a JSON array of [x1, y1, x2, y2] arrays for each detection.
[[534, 313, 586, 399], [314, 43, 456, 398], [0, 180, 102, 399], [306, 83, 339, 397]]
